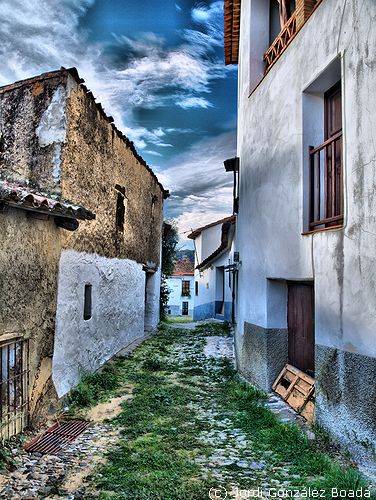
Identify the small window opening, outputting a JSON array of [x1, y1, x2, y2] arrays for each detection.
[[115, 184, 126, 232], [195, 281, 199, 296], [182, 280, 190, 296], [151, 195, 158, 217], [84, 284, 92, 320]]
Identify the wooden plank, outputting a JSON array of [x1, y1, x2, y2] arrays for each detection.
[[272, 363, 315, 422]]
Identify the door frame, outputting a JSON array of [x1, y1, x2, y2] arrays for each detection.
[[287, 280, 315, 377]]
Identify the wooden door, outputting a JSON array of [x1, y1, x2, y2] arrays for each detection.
[[287, 283, 315, 376]]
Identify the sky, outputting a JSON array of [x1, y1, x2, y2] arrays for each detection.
[[0, 0, 237, 246]]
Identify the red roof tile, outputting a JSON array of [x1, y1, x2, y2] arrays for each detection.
[[0, 181, 95, 221], [224, 0, 241, 65], [172, 258, 194, 276]]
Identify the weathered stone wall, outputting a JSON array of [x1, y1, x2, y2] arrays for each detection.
[[0, 72, 71, 195], [0, 208, 61, 426], [61, 77, 164, 267], [0, 69, 165, 430]]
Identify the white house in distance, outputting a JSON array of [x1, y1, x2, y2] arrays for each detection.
[[188, 216, 236, 322], [167, 257, 194, 317], [224, 0, 376, 467]]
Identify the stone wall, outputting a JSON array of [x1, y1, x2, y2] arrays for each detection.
[[0, 208, 61, 425], [0, 68, 165, 429], [61, 76, 164, 266]]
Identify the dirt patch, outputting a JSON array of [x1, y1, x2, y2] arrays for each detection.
[[86, 387, 134, 423]]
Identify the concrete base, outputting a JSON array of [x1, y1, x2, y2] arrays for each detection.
[[194, 301, 232, 322], [235, 322, 288, 391], [316, 345, 376, 471]]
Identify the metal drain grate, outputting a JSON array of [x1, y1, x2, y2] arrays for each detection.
[[24, 420, 90, 455]]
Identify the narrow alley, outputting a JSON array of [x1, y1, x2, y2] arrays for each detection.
[[0, 322, 370, 499]]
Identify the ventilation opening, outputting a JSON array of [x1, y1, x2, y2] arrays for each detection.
[[115, 184, 126, 232], [0, 339, 29, 440], [84, 284, 92, 321]]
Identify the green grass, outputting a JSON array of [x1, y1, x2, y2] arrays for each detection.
[[164, 316, 193, 324], [71, 325, 372, 499]]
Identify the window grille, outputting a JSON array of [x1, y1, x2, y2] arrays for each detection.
[[0, 339, 29, 440]]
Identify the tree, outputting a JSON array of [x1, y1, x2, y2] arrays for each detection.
[[160, 221, 179, 320]]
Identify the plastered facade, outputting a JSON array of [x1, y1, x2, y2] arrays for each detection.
[[234, 0, 376, 465]]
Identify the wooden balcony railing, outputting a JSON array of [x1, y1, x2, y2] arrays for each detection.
[[263, 12, 297, 72], [309, 131, 343, 230]]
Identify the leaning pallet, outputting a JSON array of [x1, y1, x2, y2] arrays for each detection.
[[272, 364, 315, 422]]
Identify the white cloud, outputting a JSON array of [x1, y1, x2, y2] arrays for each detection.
[[162, 131, 236, 242], [0, 0, 236, 232], [178, 96, 213, 109]]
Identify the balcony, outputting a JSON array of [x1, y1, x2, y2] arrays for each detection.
[[263, 0, 320, 74], [264, 11, 297, 73]]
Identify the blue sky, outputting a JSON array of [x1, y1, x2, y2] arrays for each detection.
[[0, 0, 237, 244]]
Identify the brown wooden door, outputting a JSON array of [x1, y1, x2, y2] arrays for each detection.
[[287, 283, 315, 376]]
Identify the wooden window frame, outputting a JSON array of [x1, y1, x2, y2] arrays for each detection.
[[308, 82, 343, 231], [181, 280, 191, 297]]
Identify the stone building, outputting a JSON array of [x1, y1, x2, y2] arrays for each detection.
[[0, 67, 168, 437], [188, 216, 236, 322], [224, 0, 376, 468]]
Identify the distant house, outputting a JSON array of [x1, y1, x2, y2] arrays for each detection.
[[167, 257, 194, 316], [188, 216, 236, 322]]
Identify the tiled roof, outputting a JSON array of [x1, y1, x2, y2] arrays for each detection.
[[0, 181, 95, 221], [173, 258, 194, 276], [224, 0, 241, 65], [188, 215, 235, 240]]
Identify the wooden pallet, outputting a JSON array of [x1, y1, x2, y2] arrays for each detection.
[[272, 364, 315, 422]]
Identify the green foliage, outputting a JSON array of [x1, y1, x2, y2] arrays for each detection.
[[160, 221, 179, 321], [67, 360, 122, 409]]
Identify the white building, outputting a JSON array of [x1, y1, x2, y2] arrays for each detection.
[[224, 0, 376, 467], [188, 216, 236, 322], [166, 258, 194, 316]]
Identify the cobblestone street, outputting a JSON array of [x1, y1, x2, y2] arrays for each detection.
[[0, 323, 372, 499]]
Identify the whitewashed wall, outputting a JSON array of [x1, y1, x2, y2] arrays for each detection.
[[235, 0, 376, 464], [53, 249, 145, 396]]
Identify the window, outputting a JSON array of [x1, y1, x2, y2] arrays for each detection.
[[182, 302, 189, 316], [0, 339, 29, 439], [309, 82, 343, 230], [182, 280, 190, 296], [84, 284, 92, 320], [195, 281, 199, 296], [115, 184, 126, 232]]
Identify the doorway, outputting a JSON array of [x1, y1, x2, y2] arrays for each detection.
[[182, 301, 189, 316], [287, 282, 315, 376], [215, 267, 225, 315]]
